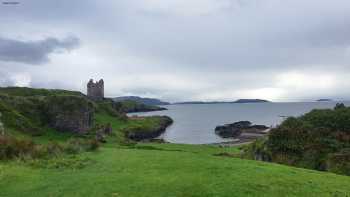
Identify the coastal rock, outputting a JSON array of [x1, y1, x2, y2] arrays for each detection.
[[126, 116, 173, 141], [215, 121, 269, 138], [215, 121, 248, 138], [245, 125, 270, 134]]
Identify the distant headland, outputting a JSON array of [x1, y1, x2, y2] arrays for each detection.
[[316, 99, 333, 102], [113, 96, 170, 106], [174, 99, 270, 105]]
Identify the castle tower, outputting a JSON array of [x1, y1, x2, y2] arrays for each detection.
[[87, 79, 104, 101]]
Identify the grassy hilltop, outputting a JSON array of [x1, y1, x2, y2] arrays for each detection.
[[0, 87, 350, 197]]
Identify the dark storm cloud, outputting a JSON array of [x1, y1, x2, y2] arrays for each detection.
[[0, 36, 80, 64]]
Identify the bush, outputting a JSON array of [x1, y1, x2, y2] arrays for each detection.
[[87, 139, 100, 151], [241, 137, 271, 161], [0, 100, 42, 135], [44, 141, 65, 157], [0, 136, 36, 160], [242, 104, 350, 175], [327, 149, 350, 176], [64, 138, 85, 154], [64, 138, 100, 154], [0, 136, 99, 162]]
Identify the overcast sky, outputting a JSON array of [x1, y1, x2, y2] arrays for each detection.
[[1, 0, 350, 102]]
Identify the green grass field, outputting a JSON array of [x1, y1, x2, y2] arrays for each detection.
[[1, 142, 350, 197], [1, 106, 350, 196]]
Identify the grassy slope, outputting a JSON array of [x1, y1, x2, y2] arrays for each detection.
[[1, 143, 350, 197], [1, 113, 350, 196]]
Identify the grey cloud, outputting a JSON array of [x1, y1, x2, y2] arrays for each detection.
[[1, 1, 350, 101], [0, 72, 15, 86], [121, 87, 164, 97], [0, 36, 80, 64]]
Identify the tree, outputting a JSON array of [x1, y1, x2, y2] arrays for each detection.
[[334, 103, 346, 110]]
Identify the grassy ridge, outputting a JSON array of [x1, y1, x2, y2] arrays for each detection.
[[0, 87, 83, 97]]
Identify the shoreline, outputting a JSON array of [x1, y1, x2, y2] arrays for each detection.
[[210, 131, 268, 147], [145, 132, 267, 147]]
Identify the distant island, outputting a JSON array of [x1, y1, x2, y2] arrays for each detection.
[[233, 99, 270, 103], [316, 99, 333, 102], [112, 96, 170, 105], [175, 99, 270, 105]]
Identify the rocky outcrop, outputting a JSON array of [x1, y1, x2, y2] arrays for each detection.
[[215, 121, 269, 138], [45, 96, 94, 134], [126, 116, 173, 141]]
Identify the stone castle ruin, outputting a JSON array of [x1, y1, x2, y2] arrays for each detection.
[[87, 79, 104, 100]]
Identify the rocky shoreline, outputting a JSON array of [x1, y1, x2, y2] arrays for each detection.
[[126, 116, 173, 141], [211, 131, 269, 147], [214, 121, 270, 147], [127, 119, 269, 146], [215, 121, 269, 138]]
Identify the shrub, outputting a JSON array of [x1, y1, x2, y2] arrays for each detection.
[[64, 138, 85, 154], [0, 136, 99, 162], [86, 139, 100, 151], [0, 100, 42, 135], [334, 103, 346, 110], [241, 137, 271, 161], [327, 149, 350, 176], [242, 104, 350, 175], [0, 136, 36, 160], [44, 141, 65, 158], [64, 138, 100, 154]]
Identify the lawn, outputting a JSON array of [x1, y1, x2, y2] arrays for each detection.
[[0, 142, 350, 197], [0, 112, 350, 197]]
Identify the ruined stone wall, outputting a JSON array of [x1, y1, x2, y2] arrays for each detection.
[[87, 79, 104, 100]]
